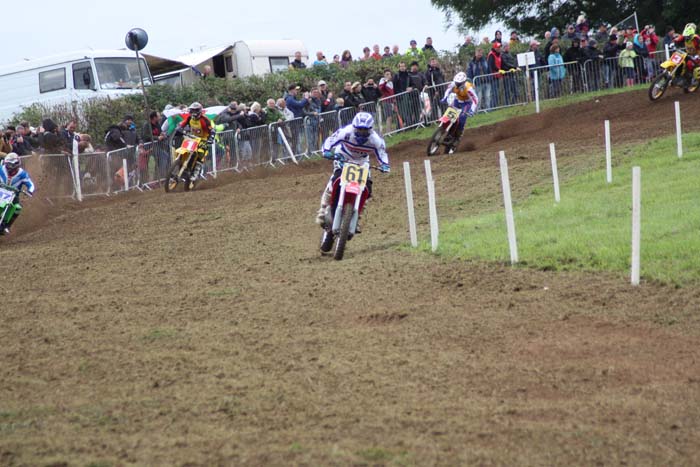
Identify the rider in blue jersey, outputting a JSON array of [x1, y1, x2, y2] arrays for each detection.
[[0, 153, 35, 235]]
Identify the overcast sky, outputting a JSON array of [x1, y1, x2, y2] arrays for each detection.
[[4, 0, 505, 65]]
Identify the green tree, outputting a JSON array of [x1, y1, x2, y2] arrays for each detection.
[[430, 0, 696, 37]]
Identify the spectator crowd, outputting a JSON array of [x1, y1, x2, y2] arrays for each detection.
[[1, 15, 672, 190]]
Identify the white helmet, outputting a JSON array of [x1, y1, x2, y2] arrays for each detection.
[[189, 102, 203, 119], [352, 112, 374, 144], [4, 153, 19, 174], [454, 72, 467, 89]]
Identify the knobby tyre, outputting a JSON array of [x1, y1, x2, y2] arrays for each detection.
[[427, 126, 445, 156], [648, 72, 669, 101], [333, 202, 355, 261]]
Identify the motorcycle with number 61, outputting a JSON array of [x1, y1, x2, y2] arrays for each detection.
[[319, 158, 381, 260], [649, 50, 700, 101]]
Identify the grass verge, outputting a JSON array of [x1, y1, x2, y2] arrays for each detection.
[[386, 85, 646, 148], [427, 132, 700, 286]]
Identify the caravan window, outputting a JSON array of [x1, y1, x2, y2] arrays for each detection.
[[269, 57, 290, 73], [94, 57, 151, 90], [39, 68, 66, 93], [72, 61, 96, 90]]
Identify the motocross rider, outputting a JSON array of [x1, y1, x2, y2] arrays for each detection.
[[316, 112, 390, 228], [440, 71, 478, 153], [177, 102, 215, 180], [673, 23, 700, 84], [0, 153, 35, 235]]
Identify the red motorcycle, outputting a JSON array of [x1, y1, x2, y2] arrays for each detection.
[[427, 98, 462, 156], [319, 160, 371, 260]]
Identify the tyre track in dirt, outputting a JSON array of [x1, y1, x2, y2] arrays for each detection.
[[2, 89, 700, 465]]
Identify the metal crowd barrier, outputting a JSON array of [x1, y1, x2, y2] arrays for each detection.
[[39, 153, 77, 199], [338, 106, 357, 127], [378, 88, 425, 136], [306, 110, 339, 155], [214, 129, 240, 173], [269, 117, 308, 164], [78, 152, 111, 197]]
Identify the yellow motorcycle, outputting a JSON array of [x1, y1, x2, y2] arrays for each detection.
[[649, 50, 700, 101], [165, 133, 208, 192]]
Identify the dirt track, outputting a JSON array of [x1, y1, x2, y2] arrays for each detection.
[[2, 89, 700, 465]]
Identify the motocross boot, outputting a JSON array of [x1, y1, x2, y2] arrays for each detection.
[[2, 212, 19, 235], [316, 187, 332, 226], [192, 161, 203, 181], [448, 136, 462, 154]]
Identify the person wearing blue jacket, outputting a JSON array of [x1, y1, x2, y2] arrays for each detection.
[[467, 48, 491, 110], [284, 85, 309, 154], [548, 44, 566, 97], [284, 85, 309, 119], [0, 153, 35, 235]]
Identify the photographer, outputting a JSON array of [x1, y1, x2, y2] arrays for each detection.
[[11, 125, 33, 156], [0, 132, 13, 157], [361, 79, 381, 102]]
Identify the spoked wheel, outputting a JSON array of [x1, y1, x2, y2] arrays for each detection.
[[649, 73, 670, 101], [427, 126, 445, 156], [164, 158, 183, 192], [333, 202, 354, 261]]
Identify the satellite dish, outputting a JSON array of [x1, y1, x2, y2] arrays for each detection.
[[125, 28, 148, 51]]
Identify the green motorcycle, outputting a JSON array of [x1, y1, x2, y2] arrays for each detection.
[[0, 183, 29, 235]]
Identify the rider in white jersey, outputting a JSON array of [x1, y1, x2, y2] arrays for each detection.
[[316, 112, 390, 226]]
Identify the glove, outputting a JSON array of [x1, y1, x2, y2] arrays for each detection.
[[439, 97, 448, 105], [323, 151, 334, 160], [379, 163, 390, 173], [206, 136, 214, 145]]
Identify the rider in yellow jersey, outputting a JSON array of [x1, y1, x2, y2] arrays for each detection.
[[439, 72, 479, 153]]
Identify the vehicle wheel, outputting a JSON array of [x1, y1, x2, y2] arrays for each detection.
[[164, 158, 182, 192], [427, 126, 445, 156], [333, 202, 354, 261], [649, 73, 669, 101], [320, 229, 334, 253]]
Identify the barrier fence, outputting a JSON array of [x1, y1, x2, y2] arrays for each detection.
[[34, 55, 668, 201]]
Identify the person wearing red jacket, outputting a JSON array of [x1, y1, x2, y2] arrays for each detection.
[[642, 25, 660, 79], [176, 102, 215, 181]]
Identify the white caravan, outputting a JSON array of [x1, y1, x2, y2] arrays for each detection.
[[0, 49, 153, 122]]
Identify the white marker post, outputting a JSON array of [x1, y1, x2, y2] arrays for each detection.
[[211, 141, 217, 178], [604, 120, 612, 183], [277, 127, 298, 164], [534, 70, 540, 114], [403, 161, 418, 248], [675, 101, 683, 158], [549, 143, 560, 203], [424, 160, 439, 252], [122, 158, 129, 191], [631, 166, 641, 286], [72, 153, 83, 202], [499, 151, 518, 264]]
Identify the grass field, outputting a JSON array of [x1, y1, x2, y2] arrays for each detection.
[[429, 132, 700, 285]]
